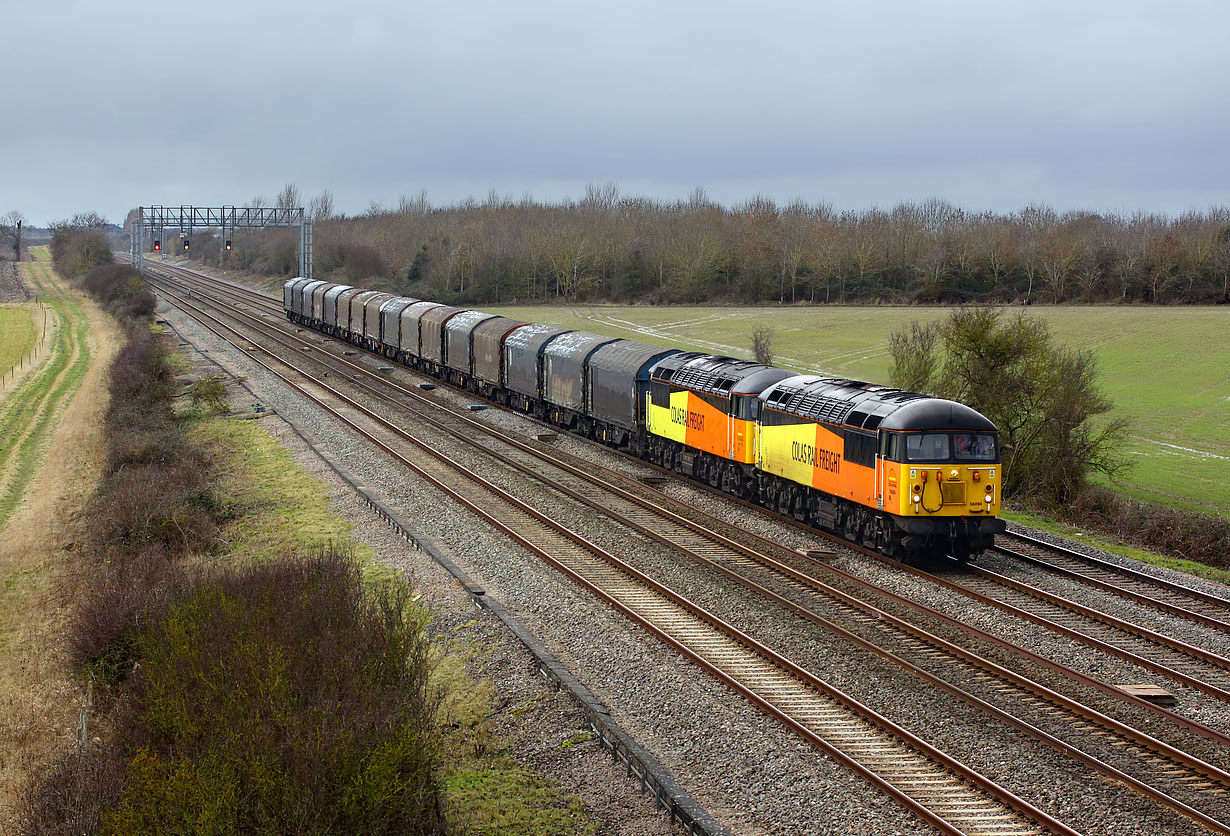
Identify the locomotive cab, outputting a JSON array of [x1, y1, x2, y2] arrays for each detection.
[[877, 399, 1007, 562]]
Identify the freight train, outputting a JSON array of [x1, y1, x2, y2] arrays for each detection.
[[284, 278, 1006, 564]]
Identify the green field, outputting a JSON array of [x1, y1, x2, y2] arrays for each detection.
[[0, 306, 37, 383], [0, 251, 92, 529], [490, 304, 1230, 518]]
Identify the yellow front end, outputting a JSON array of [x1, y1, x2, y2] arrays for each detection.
[[883, 461, 1001, 520]]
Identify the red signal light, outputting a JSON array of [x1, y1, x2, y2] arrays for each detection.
[[153, 240, 161, 251]]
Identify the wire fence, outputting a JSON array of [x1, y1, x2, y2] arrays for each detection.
[[0, 298, 51, 395]]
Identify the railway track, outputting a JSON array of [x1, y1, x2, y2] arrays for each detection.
[[144, 265, 1081, 836], [140, 260, 1230, 834], [936, 563, 1230, 701], [993, 530, 1230, 632]]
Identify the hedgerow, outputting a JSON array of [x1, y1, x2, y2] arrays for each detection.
[[20, 249, 445, 835]]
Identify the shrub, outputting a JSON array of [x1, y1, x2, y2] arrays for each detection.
[[50, 228, 112, 279], [95, 460, 217, 555], [342, 243, 387, 282], [889, 308, 1129, 504], [1066, 487, 1230, 568], [105, 551, 444, 835], [68, 546, 192, 688], [18, 740, 127, 836]]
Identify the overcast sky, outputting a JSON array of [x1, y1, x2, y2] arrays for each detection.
[[5, 1, 1228, 226]]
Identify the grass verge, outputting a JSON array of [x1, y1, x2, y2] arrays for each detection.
[[188, 415, 370, 565], [0, 250, 122, 830]]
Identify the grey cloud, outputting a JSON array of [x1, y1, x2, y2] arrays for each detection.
[[3, 0, 1228, 224]]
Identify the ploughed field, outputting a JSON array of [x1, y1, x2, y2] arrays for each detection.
[[490, 304, 1230, 519]]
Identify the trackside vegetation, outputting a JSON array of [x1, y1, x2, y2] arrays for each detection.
[[20, 230, 446, 835], [22, 226, 609, 835], [888, 308, 1128, 505]]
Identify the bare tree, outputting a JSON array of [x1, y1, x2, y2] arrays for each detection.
[[276, 182, 302, 210], [888, 320, 940, 393], [48, 211, 108, 232], [751, 326, 774, 365], [309, 189, 335, 221], [581, 181, 620, 212], [1, 210, 25, 260], [398, 190, 431, 215]]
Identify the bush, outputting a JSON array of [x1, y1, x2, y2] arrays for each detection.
[[889, 308, 1129, 504], [1066, 487, 1230, 568], [50, 228, 112, 279], [32, 554, 443, 836], [68, 546, 192, 687], [18, 740, 127, 836], [75, 264, 154, 326], [95, 460, 217, 555], [105, 551, 443, 835]]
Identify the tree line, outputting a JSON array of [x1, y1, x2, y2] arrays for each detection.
[[190, 188, 1230, 306]]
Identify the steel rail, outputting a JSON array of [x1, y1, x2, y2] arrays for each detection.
[[989, 541, 1230, 633], [937, 565, 1230, 702], [147, 262, 1230, 741], [998, 529, 1230, 612], [147, 266, 1230, 831], [964, 561, 1230, 670], [151, 275, 1078, 836]]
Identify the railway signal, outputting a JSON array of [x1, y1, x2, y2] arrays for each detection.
[[153, 240, 161, 251], [225, 239, 232, 251], [183, 239, 190, 252]]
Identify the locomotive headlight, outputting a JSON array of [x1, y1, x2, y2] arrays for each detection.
[[950, 469, 959, 480]]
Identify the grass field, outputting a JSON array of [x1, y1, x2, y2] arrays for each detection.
[[0, 306, 37, 384], [490, 303, 1230, 518]]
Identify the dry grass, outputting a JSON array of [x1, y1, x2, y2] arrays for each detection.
[[0, 263, 122, 829]]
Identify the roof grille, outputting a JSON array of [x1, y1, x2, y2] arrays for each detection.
[[787, 392, 855, 424]]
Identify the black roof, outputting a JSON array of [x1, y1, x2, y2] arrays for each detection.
[[651, 353, 799, 396], [879, 398, 998, 432], [762, 375, 997, 433]]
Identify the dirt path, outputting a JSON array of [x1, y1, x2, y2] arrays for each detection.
[[0, 256, 122, 828]]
